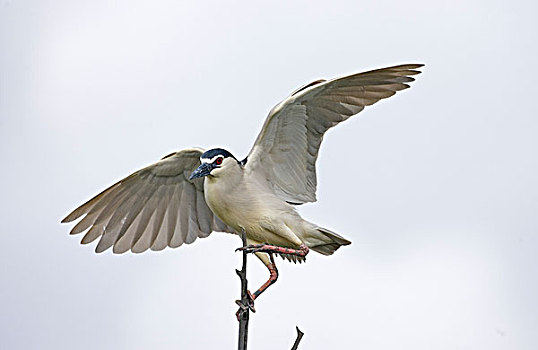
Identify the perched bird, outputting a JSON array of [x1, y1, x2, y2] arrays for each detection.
[[62, 63, 423, 309]]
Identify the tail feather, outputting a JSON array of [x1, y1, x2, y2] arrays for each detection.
[[309, 227, 351, 256]]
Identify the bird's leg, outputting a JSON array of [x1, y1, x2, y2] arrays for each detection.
[[235, 253, 279, 320], [252, 253, 279, 299], [236, 243, 309, 258]]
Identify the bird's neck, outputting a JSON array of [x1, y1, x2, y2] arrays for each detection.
[[205, 163, 243, 188]]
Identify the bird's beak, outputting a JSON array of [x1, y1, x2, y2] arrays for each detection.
[[189, 163, 213, 180]]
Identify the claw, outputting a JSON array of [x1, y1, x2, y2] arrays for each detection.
[[236, 243, 309, 257], [235, 290, 256, 321], [235, 244, 265, 253]]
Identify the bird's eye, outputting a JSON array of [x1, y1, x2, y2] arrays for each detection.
[[215, 157, 223, 165]]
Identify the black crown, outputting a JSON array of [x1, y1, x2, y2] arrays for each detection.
[[201, 148, 236, 160]]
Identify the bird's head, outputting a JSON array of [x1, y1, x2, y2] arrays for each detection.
[[189, 148, 238, 180]]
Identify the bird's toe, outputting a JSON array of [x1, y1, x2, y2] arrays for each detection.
[[235, 290, 256, 320]]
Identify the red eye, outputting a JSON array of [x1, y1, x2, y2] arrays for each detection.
[[215, 157, 223, 165]]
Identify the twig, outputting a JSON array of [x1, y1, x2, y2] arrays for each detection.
[[290, 326, 304, 350], [236, 230, 250, 350]]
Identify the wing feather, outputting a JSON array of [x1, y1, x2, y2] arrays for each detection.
[[185, 183, 200, 244], [246, 63, 423, 203], [112, 184, 161, 253], [150, 185, 177, 251], [196, 190, 212, 236], [62, 148, 234, 253]]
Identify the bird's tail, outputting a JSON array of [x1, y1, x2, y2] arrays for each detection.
[[277, 225, 351, 263], [308, 226, 351, 256]]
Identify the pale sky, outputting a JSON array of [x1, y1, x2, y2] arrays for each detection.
[[1, 0, 537, 349]]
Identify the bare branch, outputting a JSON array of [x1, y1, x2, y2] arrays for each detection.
[[236, 230, 250, 350], [290, 326, 304, 350]]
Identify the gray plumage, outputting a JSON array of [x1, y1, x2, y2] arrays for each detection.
[[63, 149, 233, 254], [62, 63, 423, 264]]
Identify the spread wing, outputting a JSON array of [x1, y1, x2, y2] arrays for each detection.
[[246, 63, 423, 204], [62, 148, 234, 253]]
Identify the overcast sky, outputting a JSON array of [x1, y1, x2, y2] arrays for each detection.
[[1, 0, 537, 349]]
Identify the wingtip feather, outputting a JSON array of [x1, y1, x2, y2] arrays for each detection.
[[61, 210, 81, 223]]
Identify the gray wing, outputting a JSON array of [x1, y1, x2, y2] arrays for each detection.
[[246, 63, 423, 204], [62, 148, 234, 253]]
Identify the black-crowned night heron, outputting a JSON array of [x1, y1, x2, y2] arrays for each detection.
[[62, 63, 423, 310]]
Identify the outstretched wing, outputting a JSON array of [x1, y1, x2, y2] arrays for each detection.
[[62, 148, 233, 253], [246, 63, 423, 204]]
